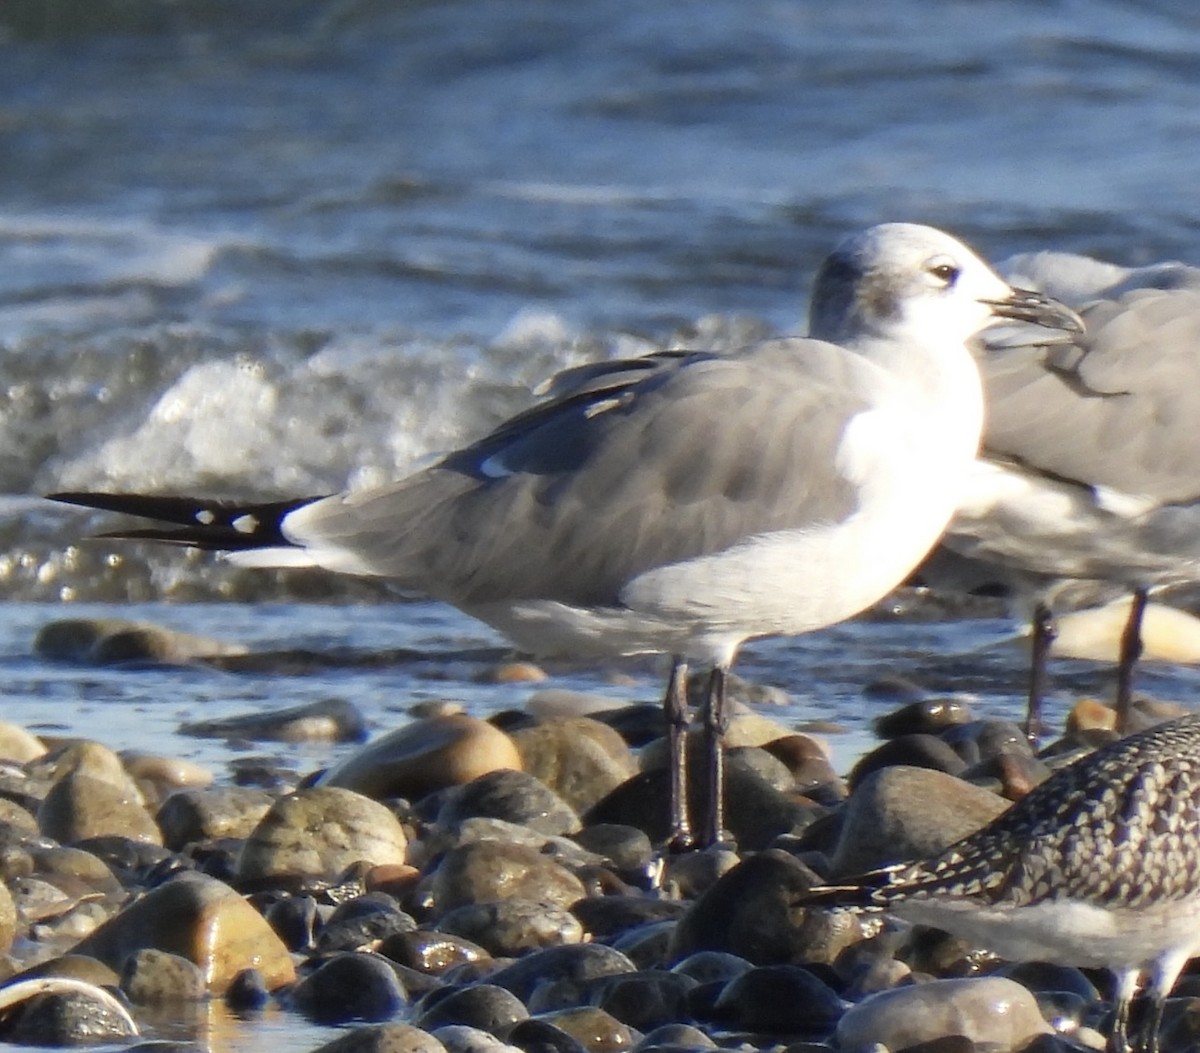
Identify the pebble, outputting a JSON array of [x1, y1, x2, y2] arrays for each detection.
[[33, 617, 248, 665], [37, 741, 163, 846], [0, 694, 1138, 1051], [834, 976, 1053, 1051], [321, 715, 523, 800], [830, 764, 1008, 876], [0, 721, 46, 763], [180, 696, 369, 743], [236, 785, 409, 887]]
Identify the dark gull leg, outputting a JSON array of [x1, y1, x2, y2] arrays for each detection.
[[1136, 949, 1189, 1053], [702, 665, 732, 848], [1025, 601, 1057, 746], [1109, 968, 1139, 1053], [663, 657, 693, 850], [1115, 588, 1149, 736]]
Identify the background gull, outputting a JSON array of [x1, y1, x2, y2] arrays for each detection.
[[928, 251, 1200, 741], [49, 223, 1080, 849]]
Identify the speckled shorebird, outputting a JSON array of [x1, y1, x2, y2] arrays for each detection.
[[804, 714, 1200, 1053], [47, 223, 1080, 850]]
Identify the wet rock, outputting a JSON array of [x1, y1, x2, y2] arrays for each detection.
[[570, 825, 653, 877], [570, 896, 687, 941], [265, 894, 321, 952], [290, 951, 407, 1024], [940, 720, 1033, 768], [380, 930, 492, 976], [633, 1023, 715, 1051], [156, 786, 275, 850], [709, 964, 844, 1035], [321, 715, 522, 801], [0, 977, 139, 1045], [236, 786, 408, 887], [437, 899, 584, 956], [309, 1022, 449, 1053], [225, 968, 271, 1012], [509, 718, 638, 815], [506, 1018, 590, 1053], [436, 770, 580, 837], [834, 976, 1053, 1051], [759, 734, 844, 796], [433, 1024, 524, 1053], [33, 617, 247, 665], [0, 722, 45, 763], [608, 920, 676, 970], [413, 983, 529, 1032], [180, 697, 368, 743], [847, 734, 969, 789], [669, 850, 855, 966], [534, 1007, 638, 1053], [831, 765, 1008, 876], [0, 877, 18, 954], [313, 893, 417, 953], [428, 841, 586, 913], [73, 871, 295, 994], [588, 971, 696, 1032], [37, 741, 163, 846], [874, 699, 976, 738], [487, 944, 637, 1003], [121, 948, 206, 1003], [16, 955, 121, 988]]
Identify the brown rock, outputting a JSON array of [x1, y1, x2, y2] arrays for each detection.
[[73, 871, 295, 994], [37, 742, 162, 846], [320, 715, 522, 802]]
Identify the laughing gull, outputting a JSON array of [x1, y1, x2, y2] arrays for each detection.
[[803, 712, 1200, 1053], [49, 223, 1081, 849], [932, 250, 1200, 740]]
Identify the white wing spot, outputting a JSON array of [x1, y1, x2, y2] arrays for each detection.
[[195, 509, 216, 525], [231, 514, 259, 534], [478, 454, 512, 480]]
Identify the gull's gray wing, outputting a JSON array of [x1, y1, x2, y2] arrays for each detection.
[[980, 265, 1200, 504], [287, 339, 874, 608]]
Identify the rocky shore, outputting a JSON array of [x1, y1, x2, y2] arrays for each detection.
[[0, 616, 1189, 1053]]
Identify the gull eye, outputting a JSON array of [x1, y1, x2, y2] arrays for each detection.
[[926, 257, 961, 287]]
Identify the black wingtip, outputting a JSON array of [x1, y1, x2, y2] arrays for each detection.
[[46, 490, 328, 551]]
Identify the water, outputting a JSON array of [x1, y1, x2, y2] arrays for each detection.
[[3, 0, 1200, 1046]]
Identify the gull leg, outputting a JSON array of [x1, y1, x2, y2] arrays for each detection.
[[663, 657, 693, 850], [1115, 588, 1149, 736], [1025, 601, 1056, 746], [702, 666, 733, 848]]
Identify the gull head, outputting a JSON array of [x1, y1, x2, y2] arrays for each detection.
[[808, 223, 1084, 347]]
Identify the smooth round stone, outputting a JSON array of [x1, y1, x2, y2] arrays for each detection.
[[669, 850, 857, 966], [309, 1023, 449, 1053], [290, 951, 407, 1024], [484, 661, 548, 684], [428, 840, 586, 913], [633, 1024, 715, 1051], [321, 715, 523, 802], [874, 698, 976, 738], [156, 786, 276, 850], [0, 981, 139, 1045], [570, 825, 653, 876], [670, 951, 753, 985], [433, 1025, 524, 1053], [413, 983, 529, 1033], [1054, 599, 1200, 662], [437, 900, 584, 957], [0, 797, 39, 835], [535, 1007, 639, 1053], [73, 871, 296, 994], [608, 921, 677, 971], [225, 967, 272, 1011], [709, 964, 844, 1035], [380, 930, 492, 976], [16, 955, 120, 988], [487, 944, 637, 1003], [506, 1018, 590, 1053], [589, 971, 696, 1032], [834, 976, 1053, 1051], [120, 751, 214, 796], [830, 765, 1009, 876], [509, 718, 638, 815], [121, 948, 206, 1003], [760, 735, 843, 795], [37, 741, 163, 846], [847, 734, 969, 789], [236, 786, 408, 885], [33, 617, 248, 664], [180, 696, 369, 743], [0, 722, 45, 763], [570, 896, 687, 941], [939, 720, 1033, 768], [436, 770, 580, 837], [315, 898, 418, 955], [0, 877, 18, 954]]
